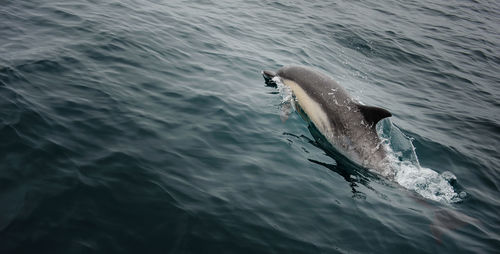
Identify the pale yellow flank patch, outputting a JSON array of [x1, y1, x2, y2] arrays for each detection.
[[282, 79, 332, 137]]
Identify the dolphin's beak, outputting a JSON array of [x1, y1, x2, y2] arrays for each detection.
[[262, 70, 277, 87]]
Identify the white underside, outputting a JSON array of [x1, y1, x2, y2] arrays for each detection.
[[282, 79, 331, 133], [281, 79, 357, 162]]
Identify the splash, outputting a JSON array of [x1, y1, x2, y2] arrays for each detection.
[[377, 119, 465, 203], [274, 76, 292, 104], [274, 77, 296, 122]]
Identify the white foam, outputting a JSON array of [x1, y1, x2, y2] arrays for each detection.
[[378, 121, 463, 203], [384, 147, 462, 203], [274, 77, 293, 105]]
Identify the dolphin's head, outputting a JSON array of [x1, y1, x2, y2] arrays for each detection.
[[261, 70, 277, 87]]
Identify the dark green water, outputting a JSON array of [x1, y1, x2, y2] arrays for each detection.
[[1, 0, 499, 253]]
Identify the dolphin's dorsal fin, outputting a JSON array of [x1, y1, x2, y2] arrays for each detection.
[[357, 104, 392, 127]]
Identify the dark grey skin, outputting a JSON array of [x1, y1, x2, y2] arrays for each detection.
[[263, 66, 393, 177]]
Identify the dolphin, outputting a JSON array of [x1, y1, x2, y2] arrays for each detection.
[[262, 65, 393, 177]]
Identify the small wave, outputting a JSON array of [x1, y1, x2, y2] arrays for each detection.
[[378, 119, 465, 203], [393, 160, 462, 203], [274, 77, 296, 122]]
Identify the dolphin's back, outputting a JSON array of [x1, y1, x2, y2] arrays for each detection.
[[277, 66, 349, 100], [277, 66, 353, 110], [277, 66, 356, 131]]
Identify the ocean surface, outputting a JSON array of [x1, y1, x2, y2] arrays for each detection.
[[1, 0, 499, 253]]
